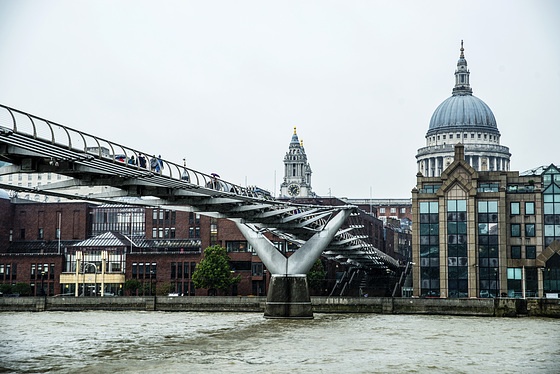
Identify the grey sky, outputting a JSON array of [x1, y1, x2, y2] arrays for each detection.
[[0, 1, 559, 198]]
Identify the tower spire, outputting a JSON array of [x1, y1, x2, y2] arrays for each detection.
[[453, 40, 472, 95]]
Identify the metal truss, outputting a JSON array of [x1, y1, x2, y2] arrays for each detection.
[[0, 104, 399, 271]]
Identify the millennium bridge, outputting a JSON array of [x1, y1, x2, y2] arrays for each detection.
[[0, 104, 401, 318]]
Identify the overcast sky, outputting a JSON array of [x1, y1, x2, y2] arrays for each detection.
[[1, 1, 559, 199]]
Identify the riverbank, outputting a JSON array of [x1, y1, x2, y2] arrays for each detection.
[[1, 296, 559, 317]]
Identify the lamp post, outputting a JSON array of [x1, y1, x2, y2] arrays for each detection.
[[40, 270, 47, 296]]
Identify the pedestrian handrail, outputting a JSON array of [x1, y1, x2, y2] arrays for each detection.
[[0, 104, 271, 200]]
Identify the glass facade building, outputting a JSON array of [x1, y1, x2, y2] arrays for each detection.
[[413, 144, 560, 298]]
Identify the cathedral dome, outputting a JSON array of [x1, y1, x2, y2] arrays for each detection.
[[426, 41, 499, 137], [427, 94, 498, 136]]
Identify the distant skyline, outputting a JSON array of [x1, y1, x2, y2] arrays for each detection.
[[1, 1, 559, 198]]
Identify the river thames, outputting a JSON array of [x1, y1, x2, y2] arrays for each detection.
[[1, 311, 558, 373]]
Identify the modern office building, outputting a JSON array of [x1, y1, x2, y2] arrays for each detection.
[[416, 42, 511, 177], [412, 143, 560, 298]]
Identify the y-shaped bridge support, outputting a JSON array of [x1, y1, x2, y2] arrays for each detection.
[[235, 209, 351, 318]]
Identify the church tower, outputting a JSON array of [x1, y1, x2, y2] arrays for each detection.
[[280, 127, 314, 198]]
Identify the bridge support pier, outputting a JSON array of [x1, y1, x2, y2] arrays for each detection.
[[235, 209, 352, 319], [264, 274, 312, 319]]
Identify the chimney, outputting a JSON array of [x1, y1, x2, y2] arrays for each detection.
[[454, 142, 465, 162]]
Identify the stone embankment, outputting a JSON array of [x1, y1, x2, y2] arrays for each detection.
[[0, 296, 559, 317]]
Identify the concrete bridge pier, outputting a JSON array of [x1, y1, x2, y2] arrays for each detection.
[[265, 274, 312, 318], [235, 209, 351, 318]]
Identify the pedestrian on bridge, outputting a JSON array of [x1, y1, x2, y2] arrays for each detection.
[[155, 155, 164, 173], [138, 154, 147, 168]]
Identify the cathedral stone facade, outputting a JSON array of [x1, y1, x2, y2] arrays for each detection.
[[416, 42, 511, 177]]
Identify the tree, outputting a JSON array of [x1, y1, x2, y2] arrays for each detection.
[[123, 279, 142, 296], [0, 283, 12, 294], [307, 259, 327, 292], [156, 282, 174, 296], [192, 245, 240, 295], [12, 283, 32, 296]]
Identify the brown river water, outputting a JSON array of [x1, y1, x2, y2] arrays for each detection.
[[0, 311, 558, 373]]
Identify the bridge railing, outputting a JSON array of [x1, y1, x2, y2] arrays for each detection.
[[0, 104, 273, 200]]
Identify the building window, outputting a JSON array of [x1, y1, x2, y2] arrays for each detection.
[[152, 209, 158, 224], [447, 199, 468, 298], [511, 246, 521, 259], [226, 241, 249, 253], [507, 268, 522, 297], [450, 134, 453, 139], [252, 262, 264, 276], [390, 208, 396, 214], [152, 228, 157, 238], [525, 202, 535, 215], [477, 201, 499, 298], [194, 227, 200, 238], [477, 184, 499, 193], [379, 208, 385, 214], [419, 201, 439, 297], [38, 228, 44, 239], [510, 202, 520, 215], [189, 227, 194, 238], [400, 208, 406, 214], [511, 224, 521, 237], [20, 229, 25, 240], [526, 246, 536, 259], [525, 224, 535, 237]]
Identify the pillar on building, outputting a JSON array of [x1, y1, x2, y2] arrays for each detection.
[[235, 209, 351, 318]]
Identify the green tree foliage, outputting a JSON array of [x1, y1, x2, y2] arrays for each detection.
[[0, 283, 12, 294], [142, 282, 156, 296], [123, 279, 142, 295], [156, 282, 174, 296], [12, 283, 32, 296], [192, 245, 240, 294], [307, 259, 327, 291]]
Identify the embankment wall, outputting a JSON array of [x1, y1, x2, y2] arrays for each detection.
[[1, 296, 558, 317]]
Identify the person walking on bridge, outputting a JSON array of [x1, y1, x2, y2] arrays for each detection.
[[138, 154, 147, 168]]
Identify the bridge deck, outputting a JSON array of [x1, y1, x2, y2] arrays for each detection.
[[0, 104, 399, 270]]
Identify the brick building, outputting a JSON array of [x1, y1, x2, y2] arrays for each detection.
[[0, 191, 409, 297]]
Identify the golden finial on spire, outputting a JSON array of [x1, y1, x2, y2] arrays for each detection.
[[460, 40, 464, 58], [293, 126, 297, 135], [300, 139, 304, 147]]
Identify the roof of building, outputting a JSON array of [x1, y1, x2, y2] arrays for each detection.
[[73, 231, 134, 248], [4, 240, 81, 253], [520, 165, 548, 176], [427, 42, 499, 136], [0, 189, 9, 200], [428, 95, 498, 135]]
